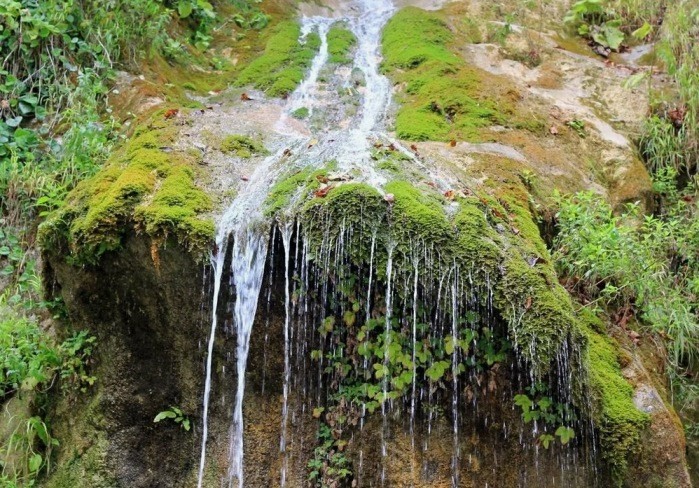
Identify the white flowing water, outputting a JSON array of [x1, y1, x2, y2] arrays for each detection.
[[227, 230, 269, 488], [198, 1, 451, 486]]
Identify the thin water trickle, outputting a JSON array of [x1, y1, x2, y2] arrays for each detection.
[[279, 221, 295, 487]]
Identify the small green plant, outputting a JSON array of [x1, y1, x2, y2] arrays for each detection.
[[567, 119, 586, 137], [513, 383, 576, 449], [154, 406, 191, 431], [307, 423, 352, 487]]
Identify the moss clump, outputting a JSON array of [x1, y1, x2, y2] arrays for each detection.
[[39, 110, 214, 264], [291, 107, 310, 120], [381, 8, 531, 142], [220, 134, 268, 158], [384, 181, 452, 244], [581, 309, 649, 486], [264, 166, 324, 217], [327, 23, 357, 65], [235, 21, 321, 98]]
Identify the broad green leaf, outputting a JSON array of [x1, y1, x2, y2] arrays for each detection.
[[154, 411, 177, 422], [177, 1, 193, 18]]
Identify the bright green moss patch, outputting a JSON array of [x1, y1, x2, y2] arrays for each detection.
[[384, 181, 452, 243], [327, 23, 357, 65], [382, 8, 530, 142], [220, 134, 268, 158], [291, 107, 310, 119], [39, 112, 214, 264], [581, 309, 649, 486], [264, 166, 325, 217], [235, 21, 321, 98]]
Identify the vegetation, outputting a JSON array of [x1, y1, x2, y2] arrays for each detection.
[[154, 406, 191, 431], [235, 21, 321, 97], [0, 308, 96, 486], [381, 7, 541, 142], [1, 1, 269, 486], [327, 24, 357, 65], [220, 134, 269, 158]]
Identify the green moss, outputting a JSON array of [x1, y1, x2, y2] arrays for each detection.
[[327, 23, 357, 65], [381, 8, 528, 142], [39, 112, 214, 264], [220, 134, 268, 158], [264, 166, 326, 217], [581, 309, 650, 486], [235, 21, 321, 98], [384, 181, 452, 243], [291, 107, 310, 119]]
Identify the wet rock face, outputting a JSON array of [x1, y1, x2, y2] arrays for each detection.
[[42, 233, 213, 487]]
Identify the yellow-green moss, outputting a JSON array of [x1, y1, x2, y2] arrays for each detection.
[[39, 111, 214, 264], [382, 8, 536, 142], [220, 134, 268, 158], [235, 21, 321, 98], [327, 23, 357, 65]]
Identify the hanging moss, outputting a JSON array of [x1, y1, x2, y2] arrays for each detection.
[[580, 309, 650, 486], [235, 21, 321, 98], [38, 109, 214, 265]]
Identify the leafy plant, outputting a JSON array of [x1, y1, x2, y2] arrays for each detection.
[[154, 406, 191, 431]]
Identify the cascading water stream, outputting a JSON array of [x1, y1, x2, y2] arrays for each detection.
[[227, 230, 269, 488]]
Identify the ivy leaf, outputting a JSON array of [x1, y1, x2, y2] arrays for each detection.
[[556, 426, 575, 444], [539, 434, 555, 449]]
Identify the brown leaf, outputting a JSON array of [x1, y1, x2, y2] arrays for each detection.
[[240, 92, 252, 101], [164, 108, 179, 120], [444, 190, 456, 201], [316, 174, 329, 184], [283, 148, 292, 157], [410, 144, 419, 153], [314, 185, 335, 198], [549, 125, 559, 135], [449, 139, 457, 147], [525, 296, 532, 310]]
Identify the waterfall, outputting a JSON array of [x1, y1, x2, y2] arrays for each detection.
[[227, 230, 269, 488]]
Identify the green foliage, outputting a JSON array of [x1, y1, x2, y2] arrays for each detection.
[[236, 21, 322, 98], [307, 423, 352, 487], [154, 406, 191, 431], [327, 23, 357, 65], [0, 308, 97, 485], [513, 384, 576, 449], [220, 134, 269, 158], [640, 1, 699, 176], [554, 185, 699, 372]]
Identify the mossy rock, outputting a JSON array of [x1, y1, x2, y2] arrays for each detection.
[[38, 109, 214, 265], [235, 21, 321, 98], [382, 7, 538, 142], [220, 134, 268, 158]]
